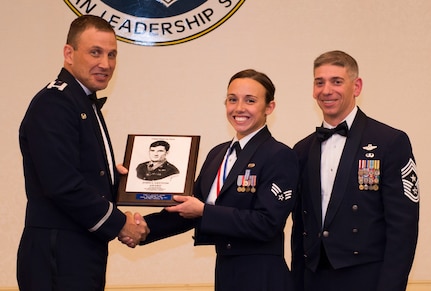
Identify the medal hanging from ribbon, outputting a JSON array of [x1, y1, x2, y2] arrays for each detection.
[[237, 169, 257, 193], [358, 159, 380, 191]]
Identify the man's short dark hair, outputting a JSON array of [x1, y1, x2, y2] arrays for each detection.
[[150, 140, 170, 151]]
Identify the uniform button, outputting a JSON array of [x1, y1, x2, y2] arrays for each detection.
[[352, 228, 358, 233], [99, 171, 105, 176], [303, 254, 308, 258], [353, 251, 359, 255], [352, 205, 359, 211], [322, 231, 329, 237], [303, 231, 308, 237], [226, 243, 232, 249], [303, 210, 308, 215]]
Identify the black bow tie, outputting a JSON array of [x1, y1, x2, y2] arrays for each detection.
[[316, 121, 349, 141], [88, 93, 107, 109], [228, 141, 242, 156]]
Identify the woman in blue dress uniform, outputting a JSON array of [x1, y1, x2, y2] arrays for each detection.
[[121, 69, 299, 290]]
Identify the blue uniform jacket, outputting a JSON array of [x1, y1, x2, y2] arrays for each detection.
[[19, 68, 125, 241]]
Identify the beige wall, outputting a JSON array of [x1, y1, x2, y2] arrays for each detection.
[[1, 0, 430, 288]]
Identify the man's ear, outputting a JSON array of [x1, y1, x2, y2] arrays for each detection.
[[353, 77, 363, 97], [64, 44, 74, 65]]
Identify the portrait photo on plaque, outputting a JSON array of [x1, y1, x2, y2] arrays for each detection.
[[118, 134, 200, 206]]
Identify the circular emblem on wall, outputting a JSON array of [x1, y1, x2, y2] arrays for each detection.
[[63, 0, 245, 46]]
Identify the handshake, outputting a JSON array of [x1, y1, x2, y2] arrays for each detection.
[[118, 212, 150, 248], [116, 165, 150, 248]]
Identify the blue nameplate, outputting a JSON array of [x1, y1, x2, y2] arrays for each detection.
[[136, 193, 173, 201]]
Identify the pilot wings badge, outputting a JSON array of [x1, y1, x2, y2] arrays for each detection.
[[363, 144, 377, 151]]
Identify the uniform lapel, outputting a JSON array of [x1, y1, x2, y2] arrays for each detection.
[[199, 143, 230, 201], [323, 109, 368, 227], [307, 137, 324, 227], [92, 106, 118, 185], [59, 69, 107, 161]]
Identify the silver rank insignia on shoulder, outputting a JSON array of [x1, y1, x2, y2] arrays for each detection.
[[358, 160, 380, 191], [237, 169, 256, 193], [47, 80, 68, 91]]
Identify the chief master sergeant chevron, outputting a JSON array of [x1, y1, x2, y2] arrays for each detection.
[[17, 15, 149, 291]]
